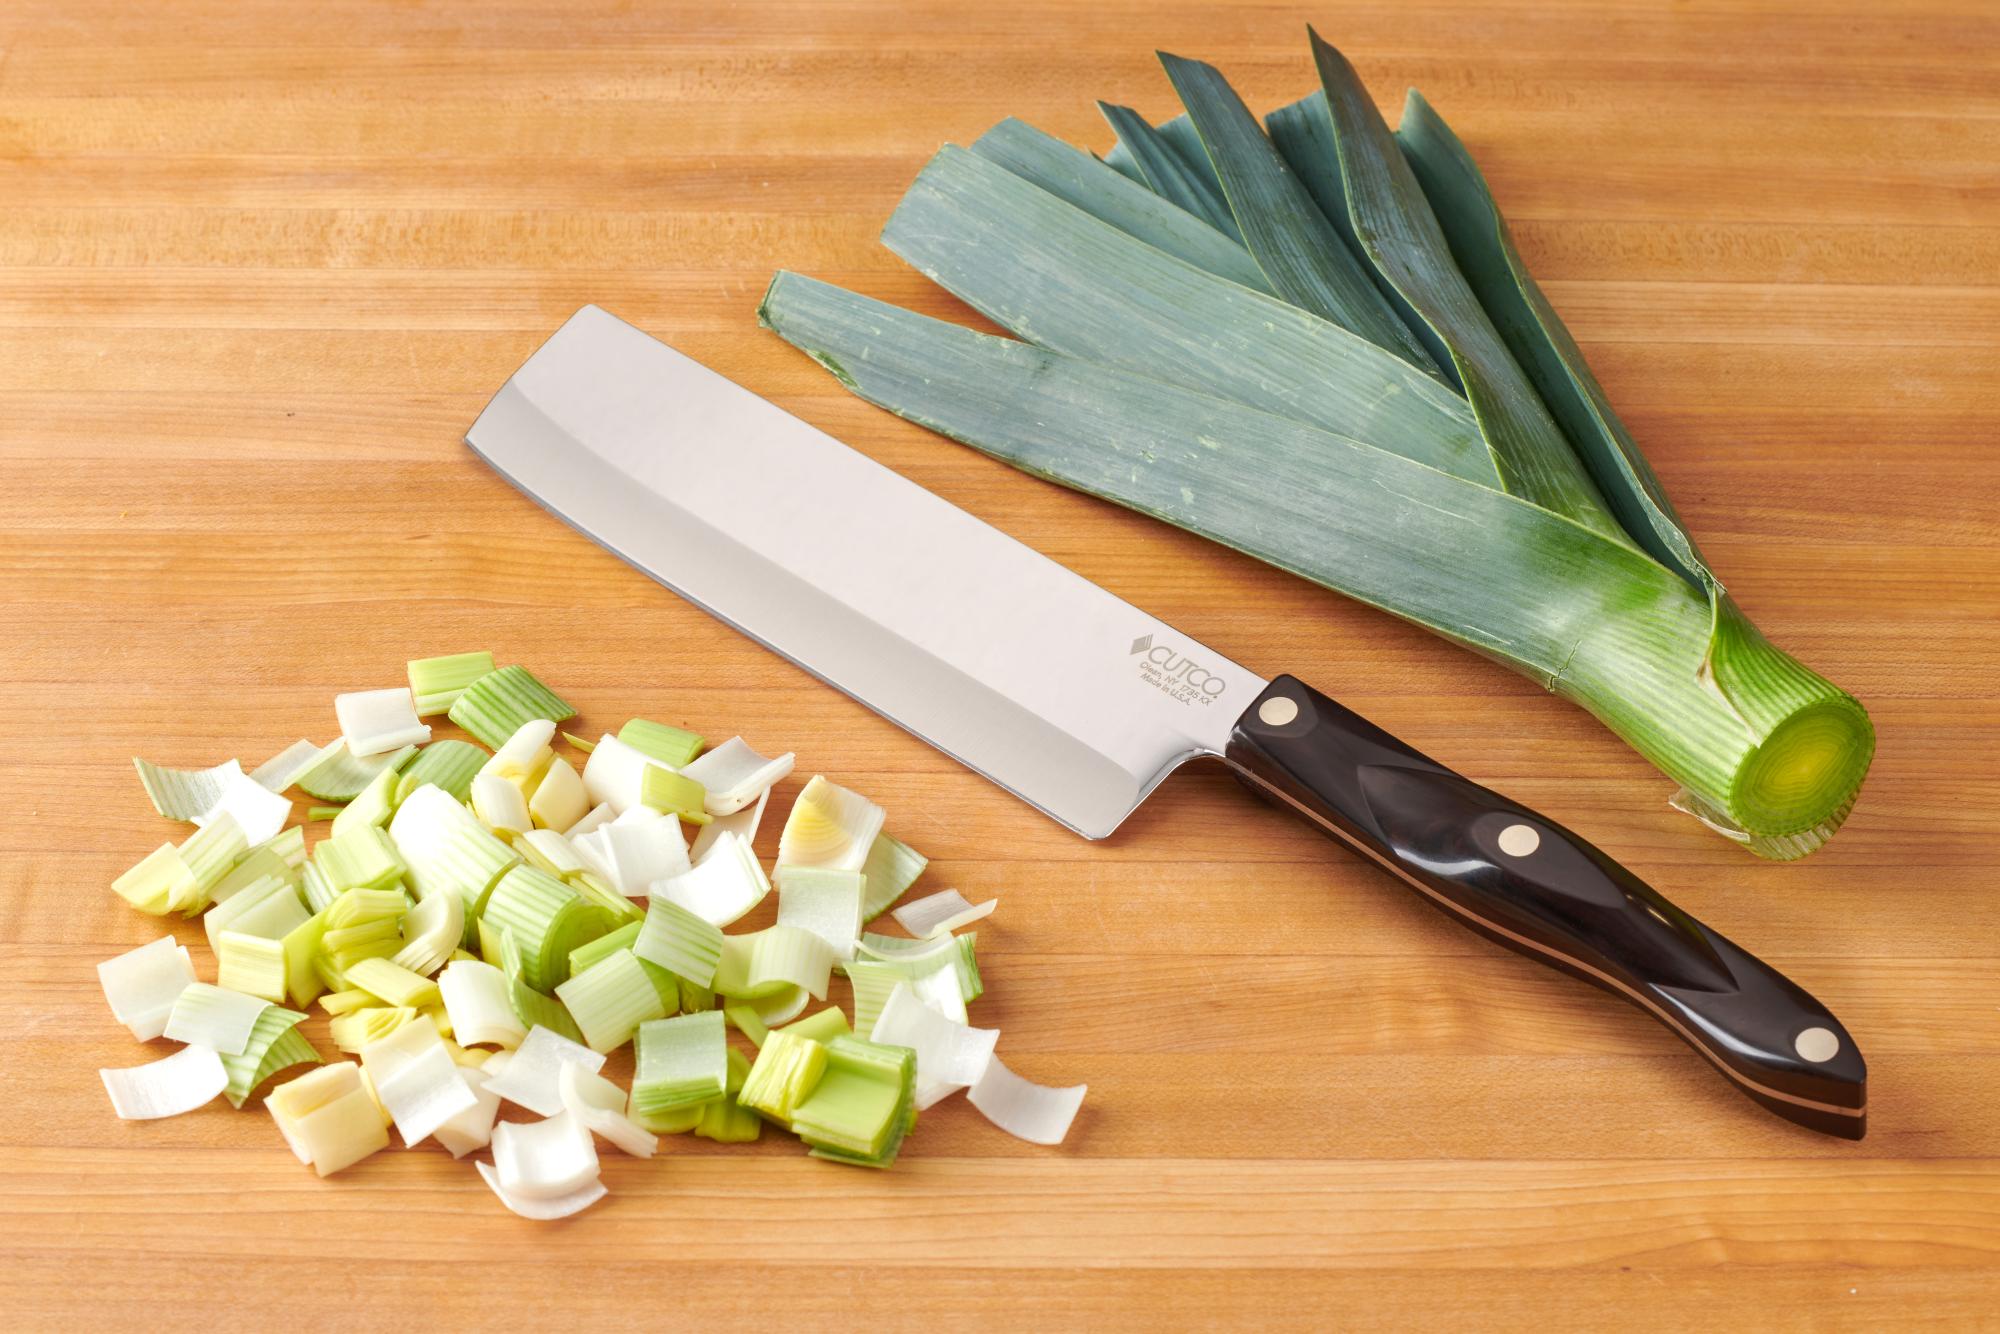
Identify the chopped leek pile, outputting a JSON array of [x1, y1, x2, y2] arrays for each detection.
[[758, 29, 1876, 860], [95, 655, 1085, 1217]]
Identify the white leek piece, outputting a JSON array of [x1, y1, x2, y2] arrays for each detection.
[[390, 889, 464, 976], [163, 983, 270, 1057], [433, 1066, 502, 1158], [774, 865, 865, 960], [335, 687, 432, 757], [438, 960, 526, 1049], [250, 739, 323, 794], [132, 756, 240, 821], [574, 808, 689, 897], [367, 1032, 478, 1147], [100, 1043, 229, 1120], [892, 888, 998, 939], [777, 775, 884, 872], [528, 756, 588, 832], [97, 936, 196, 1041], [492, 1110, 600, 1199], [580, 733, 670, 815], [680, 737, 795, 816], [475, 1159, 606, 1220], [689, 787, 768, 863], [967, 1056, 1086, 1146], [564, 802, 615, 839], [194, 765, 293, 846], [266, 1062, 390, 1175], [517, 828, 587, 880], [870, 982, 999, 1105], [487, 717, 557, 777], [559, 1063, 658, 1159], [471, 772, 533, 836], [650, 830, 769, 928], [481, 1025, 606, 1117]]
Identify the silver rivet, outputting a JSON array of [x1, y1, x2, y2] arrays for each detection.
[[1496, 823, 1541, 858], [1794, 1027, 1839, 1062], [1257, 696, 1299, 727]]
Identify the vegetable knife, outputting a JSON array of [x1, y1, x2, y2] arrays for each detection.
[[466, 305, 1866, 1139]]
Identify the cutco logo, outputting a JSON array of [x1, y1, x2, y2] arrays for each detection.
[[1129, 633, 1228, 706]]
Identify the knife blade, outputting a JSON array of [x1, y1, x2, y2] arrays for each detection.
[[467, 305, 1866, 1139]]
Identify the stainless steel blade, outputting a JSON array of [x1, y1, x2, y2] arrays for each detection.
[[466, 306, 1267, 838]]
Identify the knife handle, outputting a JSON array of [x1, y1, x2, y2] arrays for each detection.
[[1223, 675, 1866, 1138]]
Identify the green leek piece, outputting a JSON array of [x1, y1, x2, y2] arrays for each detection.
[[408, 651, 496, 717], [713, 926, 833, 1003], [175, 813, 249, 913], [301, 860, 337, 914], [970, 117, 1273, 295], [314, 826, 407, 893], [312, 887, 408, 991], [296, 742, 418, 803], [631, 1101, 706, 1136], [632, 897, 723, 989], [447, 665, 576, 749], [724, 1003, 768, 1047], [345, 957, 441, 1009], [318, 988, 373, 1015], [1096, 101, 1242, 241], [618, 718, 705, 769], [790, 1035, 917, 1168], [220, 1006, 317, 1107], [216, 930, 289, 1004], [131, 757, 239, 822], [696, 1047, 762, 1143], [480, 865, 615, 993], [842, 960, 904, 1036], [779, 1007, 851, 1044], [570, 872, 645, 928], [263, 826, 307, 870], [636, 957, 684, 1015], [113, 843, 197, 916], [394, 739, 488, 806], [569, 920, 643, 977], [737, 1028, 827, 1126], [631, 1010, 727, 1118], [281, 912, 328, 1009], [329, 1006, 421, 1054], [489, 928, 587, 1045], [203, 874, 308, 948], [1156, 51, 1444, 380], [554, 948, 669, 1052], [330, 766, 398, 838], [843, 935, 978, 1032], [678, 975, 716, 1014], [562, 731, 597, 754], [308, 807, 342, 822], [639, 765, 711, 826], [210, 846, 300, 902]]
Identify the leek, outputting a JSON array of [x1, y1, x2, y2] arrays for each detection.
[[640, 765, 711, 826], [777, 775, 884, 873], [891, 889, 996, 939], [738, 1029, 827, 1126], [97, 937, 196, 1041], [112, 843, 196, 916], [618, 718, 705, 769], [390, 889, 464, 977], [481, 1024, 606, 1117], [780, 1007, 852, 1045], [967, 1055, 1086, 1146], [193, 766, 292, 846], [859, 833, 927, 923], [407, 650, 496, 717], [679, 737, 793, 816], [560, 1063, 659, 1158], [330, 765, 398, 838], [756, 37, 1876, 856], [334, 687, 431, 758], [346, 957, 441, 1009], [448, 665, 576, 748], [249, 740, 323, 795], [330, 1006, 422, 1054], [476, 1160, 607, 1220], [218, 1004, 316, 1106], [296, 740, 417, 803], [689, 788, 768, 863], [554, 948, 668, 1053], [388, 784, 521, 920], [481, 865, 613, 992], [174, 811, 249, 914], [131, 756, 239, 822], [790, 1035, 917, 1168], [773, 865, 865, 960], [630, 1010, 727, 1117], [528, 756, 589, 832], [632, 897, 724, 987], [433, 1066, 502, 1158], [314, 825, 406, 894], [568, 919, 643, 977], [438, 959, 526, 1049], [561, 731, 597, 754], [652, 830, 769, 927], [101, 1043, 229, 1120], [163, 982, 270, 1056], [695, 1047, 762, 1143], [266, 1062, 389, 1175], [724, 1002, 769, 1047], [395, 739, 487, 805], [318, 988, 374, 1016], [216, 930, 289, 1004], [491, 1111, 601, 1201]]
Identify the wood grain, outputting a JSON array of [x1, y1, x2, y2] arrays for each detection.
[[2, 0, 1996, 1327]]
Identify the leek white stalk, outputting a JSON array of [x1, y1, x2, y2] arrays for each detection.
[[559, 1063, 658, 1159], [475, 1160, 607, 1220], [97, 936, 196, 1041], [652, 829, 770, 927], [481, 1025, 606, 1117], [680, 737, 795, 816], [438, 959, 526, 1049], [891, 889, 997, 939], [266, 1062, 390, 1174], [967, 1055, 1086, 1146], [100, 1043, 229, 1120], [195, 766, 293, 845], [335, 687, 432, 757], [774, 865, 865, 960], [689, 788, 768, 863], [162, 982, 270, 1056]]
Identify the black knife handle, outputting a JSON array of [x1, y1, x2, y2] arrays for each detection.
[[1224, 675, 1866, 1138]]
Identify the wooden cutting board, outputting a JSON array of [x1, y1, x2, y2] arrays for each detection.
[[3, 0, 1996, 1326]]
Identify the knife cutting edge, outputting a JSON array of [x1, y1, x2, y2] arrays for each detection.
[[466, 305, 1866, 1139]]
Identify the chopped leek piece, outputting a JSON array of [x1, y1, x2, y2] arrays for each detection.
[[407, 651, 496, 717], [491, 1110, 601, 1198], [395, 739, 488, 806], [387, 783, 521, 919], [174, 811, 249, 913], [510, 974, 585, 1046], [486, 717, 557, 782], [579, 734, 669, 815], [448, 665, 576, 749], [471, 772, 533, 836], [296, 740, 418, 803], [438, 960, 526, 1048], [744, 984, 810, 1027], [262, 825, 307, 871], [481, 865, 614, 992], [308, 807, 342, 822], [516, 828, 587, 880], [738, 1028, 828, 1126], [694, 1047, 763, 1143], [301, 860, 337, 913], [555, 949, 668, 1053], [630, 1011, 727, 1117], [389, 889, 464, 977], [482, 1024, 606, 1117], [780, 1006, 852, 1045], [112, 842, 197, 916], [101, 1043, 229, 1120], [362, 1024, 477, 1145], [346, 957, 441, 1008], [216, 930, 289, 1004], [560, 1063, 659, 1159], [639, 765, 711, 826], [859, 832, 928, 922], [891, 888, 997, 939], [314, 825, 407, 893], [250, 739, 323, 795], [790, 1035, 917, 1168], [843, 960, 904, 1037], [163, 982, 270, 1056], [528, 756, 589, 831], [318, 988, 374, 1016], [219, 1004, 316, 1106], [870, 981, 999, 1105], [330, 765, 398, 838], [132, 755, 239, 822], [777, 775, 884, 873], [689, 786, 769, 863], [618, 718, 705, 768], [651, 830, 769, 927], [740, 925, 835, 1002], [677, 975, 717, 1014], [194, 765, 292, 846], [267, 1062, 390, 1175], [632, 897, 724, 988], [330, 1006, 422, 1054], [475, 1159, 607, 1220], [724, 1003, 768, 1047], [561, 731, 597, 754], [570, 870, 645, 928], [680, 737, 794, 817], [432, 1066, 501, 1158], [565, 801, 615, 839], [210, 846, 299, 904], [97, 937, 196, 1042], [967, 1055, 1086, 1145], [335, 687, 432, 757], [573, 807, 690, 896], [774, 865, 865, 960]]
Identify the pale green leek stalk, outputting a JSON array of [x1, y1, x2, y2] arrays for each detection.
[[755, 35, 1872, 856]]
